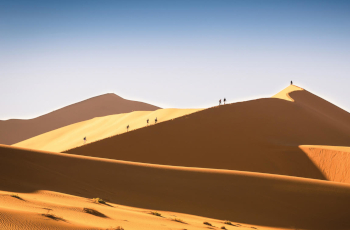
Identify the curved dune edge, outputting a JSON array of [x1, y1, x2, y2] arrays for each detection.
[[300, 145, 350, 184], [13, 108, 202, 153], [272, 85, 304, 102], [2, 145, 350, 230]]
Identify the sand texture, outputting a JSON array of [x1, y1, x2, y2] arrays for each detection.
[[0, 93, 160, 145], [14, 108, 201, 152], [2, 144, 350, 230], [300, 145, 350, 184]]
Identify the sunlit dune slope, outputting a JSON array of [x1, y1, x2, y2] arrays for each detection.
[[67, 86, 350, 180], [0, 93, 160, 145], [2, 145, 350, 230], [300, 145, 350, 184], [14, 108, 201, 152]]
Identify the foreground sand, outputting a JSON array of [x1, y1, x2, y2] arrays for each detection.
[[14, 108, 201, 152], [1, 144, 350, 230], [0, 93, 160, 145], [0, 190, 273, 230]]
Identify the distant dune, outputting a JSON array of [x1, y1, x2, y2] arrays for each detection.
[[1, 144, 350, 230], [14, 108, 202, 152], [66, 86, 350, 181], [0, 93, 160, 145]]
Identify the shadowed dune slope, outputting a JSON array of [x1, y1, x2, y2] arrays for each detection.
[[0, 93, 160, 145], [300, 145, 350, 184], [14, 108, 201, 153], [2, 145, 350, 230], [67, 86, 350, 180]]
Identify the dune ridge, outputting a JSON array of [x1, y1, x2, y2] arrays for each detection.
[[14, 108, 202, 153], [0, 93, 160, 145], [1, 144, 350, 230], [272, 85, 304, 102], [66, 86, 350, 182]]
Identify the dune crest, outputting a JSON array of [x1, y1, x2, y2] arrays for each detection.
[[272, 85, 304, 102], [14, 108, 202, 152], [0, 93, 160, 145]]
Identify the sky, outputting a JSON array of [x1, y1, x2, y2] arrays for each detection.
[[1, 0, 349, 120]]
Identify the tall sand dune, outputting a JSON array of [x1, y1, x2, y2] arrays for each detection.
[[300, 145, 350, 184], [1, 144, 350, 230], [66, 86, 350, 181], [14, 108, 201, 152], [0, 93, 160, 145]]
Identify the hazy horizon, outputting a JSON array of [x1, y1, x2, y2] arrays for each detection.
[[1, 0, 349, 120]]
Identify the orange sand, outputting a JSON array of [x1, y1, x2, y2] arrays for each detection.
[[300, 145, 350, 184]]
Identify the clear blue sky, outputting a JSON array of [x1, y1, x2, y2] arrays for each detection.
[[1, 0, 349, 119]]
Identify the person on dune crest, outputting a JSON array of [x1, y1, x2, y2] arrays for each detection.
[[219, 99, 221, 105], [127, 125, 129, 132], [224, 98, 226, 105], [147, 119, 149, 126], [155, 117, 158, 124], [83, 137, 86, 144]]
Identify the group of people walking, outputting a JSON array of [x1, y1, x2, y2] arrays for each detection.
[[84, 117, 159, 143], [219, 98, 226, 105], [127, 117, 157, 132]]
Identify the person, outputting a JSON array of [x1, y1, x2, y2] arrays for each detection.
[[127, 125, 129, 132], [155, 117, 158, 124], [219, 99, 221, 105], [291, 81, 293, 85], [83, 137, 86, 144], [147, 119, 149, 126], [224, 98, 226, 105]]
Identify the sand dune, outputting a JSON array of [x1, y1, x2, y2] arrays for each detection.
[[300, 145, 350, 184], [14, 108, 201, 152], [0, 93, 160, 145], [1, 144, 350, 230], [66, 86, 350, 181]]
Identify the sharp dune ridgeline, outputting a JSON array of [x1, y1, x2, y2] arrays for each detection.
[[66, 85, 350, 181], [2, 144, 350, 230], [14, 108, 202, 152], [0, 93, 160, 145], [3, 85, 350, 230]]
